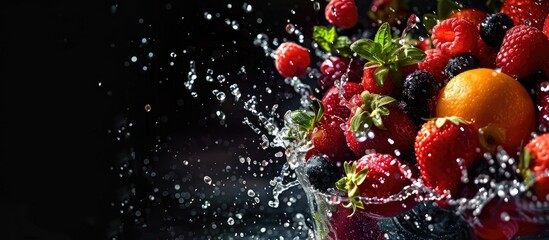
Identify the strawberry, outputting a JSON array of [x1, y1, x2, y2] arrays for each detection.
[[345, 91, 416, 159], [520, 133, 549, 201], [328, 204, 383, 240], [321, 81, 363, 119], [468, 197, 520, 240], [500, 0, 549, 31], [335, 154, 418, 218], [350, 22, 426, 98], [325, 0, 358, 29], [449, 8, 489, 27], [496, 24, 549, 79], [287, 102, 355, 162], [431, 18, 479, 56], [274, 42, 310, 78], [415, 117, 480, 197], [417, 48, 450, 84]]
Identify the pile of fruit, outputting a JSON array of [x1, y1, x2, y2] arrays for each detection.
[[273, 0, 549, 239]]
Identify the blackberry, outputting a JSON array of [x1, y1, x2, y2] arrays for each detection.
[[304, 155, 341, 192], [317, 56, 363, 90], [480, 13, 514, 48], [444, 53, 481, 79], [537, 80, 549, 133], [378, 201, 472, 240], [401, 70, 438, 126]]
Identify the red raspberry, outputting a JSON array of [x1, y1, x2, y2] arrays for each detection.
[[496, 25, 549, 79], [500, 0, 549, 31], [417, 49, 450, 84], [321, 81, 363, 119], [473, 37, 498, 69], [325, 0, 358, 29], [274, 42, 310, 78], [543, 14, 549, 37], [448, 8, 489, 27], [318, 56, 363, 90], [432, 18, 479, 56]]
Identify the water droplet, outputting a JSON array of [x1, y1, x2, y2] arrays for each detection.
[[353, 131, 367, 142], [227, 217, 235, 225], [216, 111, 226, 120], [500, 211, 510, 222], [285, 23, 296, 34], [242, 2, 253, 12], [174, 184, 180, 190], [216, 92, 226, 102], [204, 176, 212, 185], [217, 75, 226, 83], [144, 104, 151, 112], [247, 189, 256, 197], [313, 2, 320, 11]]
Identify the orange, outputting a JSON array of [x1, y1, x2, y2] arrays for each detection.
[[436, 68, 535, 153]]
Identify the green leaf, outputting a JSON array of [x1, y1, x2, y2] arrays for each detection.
[[374, 95, 396, 109], [438, 0, 461, 19], [354, 168, 369, 185], [371, 114, 385, 130], [350, 111, 370, 132], [374, 22, 392, 50], [312, 99, 324, 125], [289, 110, 315, 132], [344, 161, 352, 175], [335, 178, 348, 191], [313, 26, 337, 53], [374, 65, 390, 87], [334, 36, 353, 58], [350, 39, 377, 62], [396, 46, 426, 66]]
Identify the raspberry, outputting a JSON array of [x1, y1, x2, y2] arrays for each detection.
[[274, 42, 310, 78], [480, 13, 515, 48], [496, 25, 549, 79], [417, 49, 450, 84], [544, 14, 549, 38], [448, 8, 489, 27], [473, 37, 498, 69], [432, 18, 478, 56], [325, 0, 358, 29], [317, 56, 363, 90], [401, 70, 438, 125], [444, 53, 481, 79], [500, 0, 549, 31]]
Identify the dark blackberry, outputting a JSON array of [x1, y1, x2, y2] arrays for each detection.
[[317, 56, 363, 90], [537, 80, 549, 133], [304, 155, 341, 192], [444, 53, 481, 79], [378, 201, 472, 240], [480, 13, 514, 48], [401, 70, 438, 125]]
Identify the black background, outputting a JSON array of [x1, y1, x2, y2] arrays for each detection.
[[2, 0, 326, 239]]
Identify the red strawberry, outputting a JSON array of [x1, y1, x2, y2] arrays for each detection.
[[418, 49, 450, 84], [500, 0, 549, 31], [468, 197, 520, 240], [496, 25, 549, 79], [449, 8, 489, 27], [432, 18, 479, 56], [415, 117, 480, 197], [325, 0, 358, 29], [274, 42, 310, 78], [345, 92, 416, 159], [336, 154, 418, 218], [328, 204, 383, 240], [521, 133, 549, 201], [318, 56, 363, 90], [350, 22, 426, 99], [321, 81, 363, 119]]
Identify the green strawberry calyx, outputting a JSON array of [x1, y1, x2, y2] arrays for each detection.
[[434, 116, 469, 128], [335, 161, 369, 216], [350, 22, 425, 88], [349, 91, 396, 133], [313, 26, 353, 58], [285, 100, 324, 141], [518, 148, 536, 189]]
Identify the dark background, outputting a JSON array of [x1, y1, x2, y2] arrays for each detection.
[[2, 0, 328, 239]]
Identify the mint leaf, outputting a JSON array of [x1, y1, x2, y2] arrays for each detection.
[[350, 39, 378, 62], [396, 46, 426, 66], [313, 26, 337, 53], [289, 110, 315, 132], [374, 22, 392, 50], [334, 36, 352, 57]]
